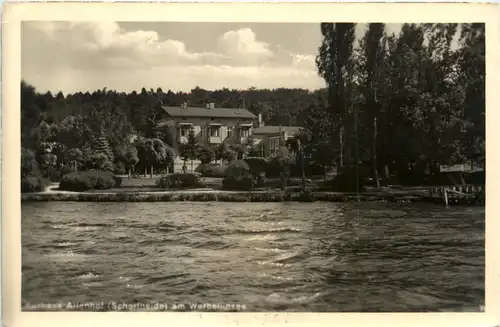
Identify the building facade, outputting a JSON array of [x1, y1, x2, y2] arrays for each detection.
[[158, 103, 256, 146], [252, 126, 302, 158], [156, 102, 302, 172]]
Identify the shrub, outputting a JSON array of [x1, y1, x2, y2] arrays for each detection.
[[156, 173, 203, 189], [46, 165, 74, 182], [21, 176, 49, 193], [197, 146, 215, 164], [226, 160, 250, 178], [222, 174, 254, 191], [59, 171, 118, 191], [265, 156, 282, 178], [21, 148, 39, 178], [195, 163, 228, 177], [244, 157, 268, 174], [295, 189, 316, 202], [114, 161, 127, 175], [221, 148, 236, 164]]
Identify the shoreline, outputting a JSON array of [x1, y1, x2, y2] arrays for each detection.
[[21, 189, 482, 206], [19, 184, 484, 205]]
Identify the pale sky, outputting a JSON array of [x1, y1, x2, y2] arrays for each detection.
[[22, 22, 404, 94]]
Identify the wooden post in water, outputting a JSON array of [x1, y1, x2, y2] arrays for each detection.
[[444, 188, 449, 207]]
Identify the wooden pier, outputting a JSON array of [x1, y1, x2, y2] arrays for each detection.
[[429, 185, 484, 206]]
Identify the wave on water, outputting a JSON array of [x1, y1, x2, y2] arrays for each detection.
[[244, 234, 280, 242], [155, 222, 188, 233], [255, 250, 306, 268], [256, 260, 292, 268], [272, 251, 305, 264], [256, 210, 291, 220], [235, 227, 302, 234], [68, 223, 110, 231], [78, 272, 100, 279], [72, 222, 110, 227], [190, 240, 234, 250], [50, 224, 66, 229], [254, 247, 287, 253], [21, 201, 485, 312], [43, 252, 87, 261], [53, 242, 80, 248], [146, 273, 191, 285], [257, 272, 294, 282], [74, 226, 104, 232], [81, 282, 103, 288]]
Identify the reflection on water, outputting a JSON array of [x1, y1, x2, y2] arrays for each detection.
[[22, 201, 484, 311]]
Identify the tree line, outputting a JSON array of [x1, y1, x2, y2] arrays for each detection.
[[21, 80, 321, 180], [298, 23, 485, 186]]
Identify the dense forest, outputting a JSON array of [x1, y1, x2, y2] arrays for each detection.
[[21, 23, 485, 188]]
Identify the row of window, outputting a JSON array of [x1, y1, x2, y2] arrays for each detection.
[[179, 126, 251, 138]]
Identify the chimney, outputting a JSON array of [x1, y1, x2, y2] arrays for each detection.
[[258, 113, 264, 127]]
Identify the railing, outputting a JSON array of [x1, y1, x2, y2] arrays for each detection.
[[429, 185, 484, 207], [429, 185, 483, 197]]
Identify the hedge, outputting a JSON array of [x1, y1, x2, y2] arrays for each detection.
[[59, 171, 122, 191], [225, 160, 250, 177], [222, 175, 254, 191], [195, 163, 228, 177], [156, 173, 203, 189], [21, 176, 49, 193], [45, 166, 74, 182]]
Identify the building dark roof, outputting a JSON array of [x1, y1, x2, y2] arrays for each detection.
[[252, 126, 302, 135], [161, 106, 256, 119]]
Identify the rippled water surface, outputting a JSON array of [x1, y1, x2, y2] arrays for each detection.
[[22, 202, 484, 311]]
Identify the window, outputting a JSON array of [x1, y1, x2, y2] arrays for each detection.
[[227, 127, 233, 138], [270, 138, 280, 154], [180, 125, 191, 137], [210, 126, 220, 137], [240, 127, 250, 137]]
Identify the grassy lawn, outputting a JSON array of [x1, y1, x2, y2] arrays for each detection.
[[54, 174, 433, 195], [119, 176, 161, 188], [106, 176, 222, 192], [114, 176, 320, 193]]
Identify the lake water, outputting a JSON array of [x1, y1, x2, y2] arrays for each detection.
[[21, 201, 484, 312]]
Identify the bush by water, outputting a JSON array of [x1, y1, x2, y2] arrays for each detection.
[[195, 164, 228, 177], [59, 171, 122, 191], [222, 175, 254, 191], [21, 176, 49, 193], [156, 173, 203, 189]]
